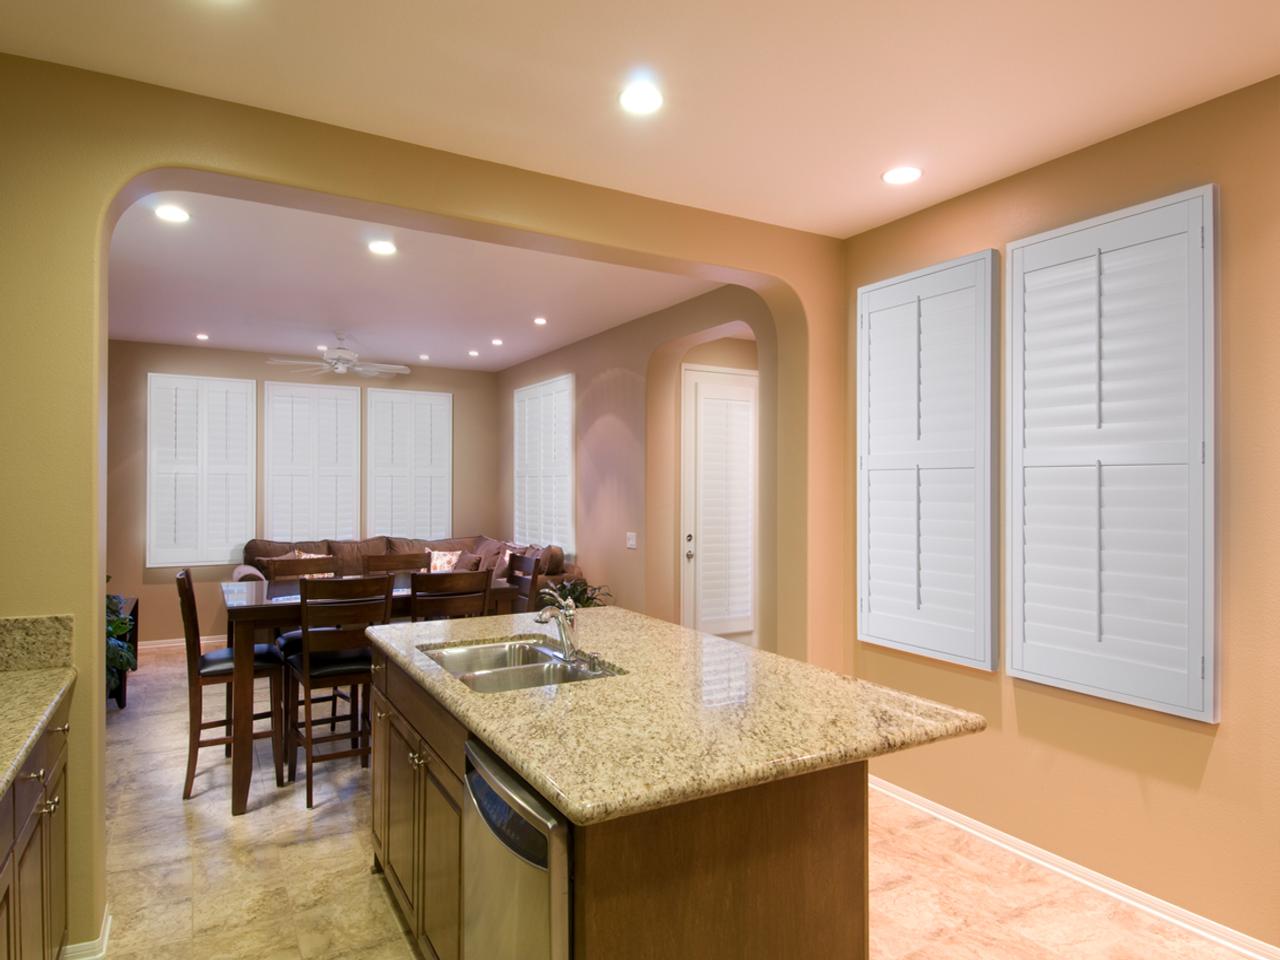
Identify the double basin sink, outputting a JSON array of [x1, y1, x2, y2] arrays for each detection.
[[423, 633, 623, 694]]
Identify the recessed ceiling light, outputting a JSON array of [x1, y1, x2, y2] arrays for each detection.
[[419, 354, 430, 361], [468, 350, 480, 358], [195, 333, 209, 341], [317, 344, 328, 351], [491, 338, 503, 346], [882, 166, 922, 186], [620, 78, 663, 116], [534, 316, 548, 326], [368, 239, 397, 256], [155, 204, 190, 223]]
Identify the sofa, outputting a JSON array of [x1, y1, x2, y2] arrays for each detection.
[[242, 534, 580, 588]]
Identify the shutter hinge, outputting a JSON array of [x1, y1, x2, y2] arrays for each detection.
[[859, 313, 865, 329], [1200, 656, 1205, 680], [1200, 226, 1204, 249], [1201, 441, 1206, 465], [858, 455, 863, 470]]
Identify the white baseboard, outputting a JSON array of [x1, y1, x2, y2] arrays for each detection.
[[63, 911, 111, 960], [870, 776, 1280, 960]]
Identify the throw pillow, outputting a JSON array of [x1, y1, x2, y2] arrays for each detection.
[[431, 550, 462, 573], [454, 551, 483, 572], [268, 550, 335, 579]]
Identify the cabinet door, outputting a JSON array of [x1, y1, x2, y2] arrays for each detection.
[[14, 808, 45, 960], [418, 763, 461, 960], [370, 688, 391, 869], [0, 853, 13, 960], [383, 710, 420, 926], [44, 751, 67, 960]]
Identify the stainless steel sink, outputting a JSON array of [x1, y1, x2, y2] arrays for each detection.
[[426, 636, 561, 675], [423, 637, 622, 694]]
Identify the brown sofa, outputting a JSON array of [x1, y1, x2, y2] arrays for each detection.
[[243, 534, 580, 588]]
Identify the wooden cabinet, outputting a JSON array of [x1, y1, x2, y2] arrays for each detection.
[[370, 653, 463, 960], [1, 688, 72, 960]]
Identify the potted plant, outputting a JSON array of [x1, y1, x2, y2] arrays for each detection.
[[550, 578, 613, 608], [105, 577, 137, 695]]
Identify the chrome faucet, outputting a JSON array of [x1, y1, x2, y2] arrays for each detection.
[[535, 589, 579, 662]]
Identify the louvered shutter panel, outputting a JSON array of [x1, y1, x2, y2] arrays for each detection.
[[147, 374, 255, 566], [367, 389, 452, 539], [264, 382, 360, 542], [1007, 186, 1216, 722], [512, 375, 575, 554], [856, 251, 996, 669]]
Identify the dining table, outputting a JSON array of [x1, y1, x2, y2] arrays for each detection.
[[220, 571, 517, 815]]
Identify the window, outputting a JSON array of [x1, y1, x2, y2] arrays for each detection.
[[263, 381, 360, 542], [856, 250, 996, 670], [1006, 186, 1216, 722], [146, 373, 256, 567], [513, 374, 574, 554], [366, 388, 453, 539]]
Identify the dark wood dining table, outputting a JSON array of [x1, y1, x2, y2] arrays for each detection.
[[220, 572, 516, 814]]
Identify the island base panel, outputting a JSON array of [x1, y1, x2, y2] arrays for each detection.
[[572, 761, 869, 960]]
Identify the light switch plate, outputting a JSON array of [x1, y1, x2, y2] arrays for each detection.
[[626, 532, 638, 549]]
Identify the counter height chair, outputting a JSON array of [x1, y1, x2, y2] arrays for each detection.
[[508, 553, 546, 614], [176, 569, 284, 799], [410, 569, 491, 621], [362, 551, 434, 575], [286, 575, 393, 807]]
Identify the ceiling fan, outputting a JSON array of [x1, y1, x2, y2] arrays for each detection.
[[267, 335, 410, 377]]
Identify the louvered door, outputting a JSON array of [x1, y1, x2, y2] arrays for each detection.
[[856, 251, 996, 669], [367, 388, 453, 539], [264, 382, 360, 542], [1007, 186, 1216, 721], [147, 374, 255, 566]]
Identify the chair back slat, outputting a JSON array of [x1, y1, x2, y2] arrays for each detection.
[[363, 551, 433, 575], [300, 576, 393, 657], [410, 570, 491, 621], [175, 569, 203, 681], [508, 554, 545, 613], [263, 554, 342, 581]]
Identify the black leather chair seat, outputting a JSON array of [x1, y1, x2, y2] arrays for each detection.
[[278, 627, 348, 658], [286, 649, 372, 680], [198, 643, 281, 678]]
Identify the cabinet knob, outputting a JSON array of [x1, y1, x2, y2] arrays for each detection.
[[42, 796, 60, 815], [21, 769, 45, 782], [408, 752, 427, 769], [375, 710, 388, 721], [371, 663, 385, 673], [52, 723, 71, 734]]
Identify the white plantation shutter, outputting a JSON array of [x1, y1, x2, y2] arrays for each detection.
[[1007, 186, 1216, 722], [146, 373, 255, 566], [264, 382, 360, 542], [856, 251, 996, 669], [367, 388, 452, 539], [513, 375, 574, 554]]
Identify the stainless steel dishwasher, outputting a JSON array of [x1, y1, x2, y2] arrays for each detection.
[[462, 740, 570, 960]]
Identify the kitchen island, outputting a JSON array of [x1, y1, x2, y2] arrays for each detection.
[[366, 607, 985, 960]]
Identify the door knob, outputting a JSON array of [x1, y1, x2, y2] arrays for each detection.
[[685, 550, 695, 561]]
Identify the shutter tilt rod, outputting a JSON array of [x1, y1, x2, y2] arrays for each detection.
[[915, 295, 923, 441], [1096, 458, 1103, 643], [915, 463, 922, 610], [1094, 248, 1103, 430]]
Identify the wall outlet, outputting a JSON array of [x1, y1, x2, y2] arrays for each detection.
[[626, 532, 638, 550]]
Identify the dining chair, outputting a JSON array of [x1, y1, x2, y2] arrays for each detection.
[[286, 575, 393, 807], [262, 554, 342, 581], [410, 569, 491, 621], [508, 553, 547, 613], [362, 551, 434, 575], [176, 569, 284, 799]]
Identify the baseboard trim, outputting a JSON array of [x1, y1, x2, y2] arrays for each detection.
[[870, 776, 1280, 960], [141, 634, 226, 650], [63, 911, 111, 960]]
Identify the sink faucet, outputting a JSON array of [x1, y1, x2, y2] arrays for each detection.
[[535, 589, 579, 662]]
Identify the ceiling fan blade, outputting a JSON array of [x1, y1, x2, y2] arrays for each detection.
[[267, 357, 326, 367], [353, 362, 411, 375]]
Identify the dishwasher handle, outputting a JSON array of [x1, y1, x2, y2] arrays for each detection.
[[465, 741, 567, 868]]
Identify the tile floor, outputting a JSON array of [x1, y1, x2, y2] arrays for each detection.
[[104, 645, 1240, 959]]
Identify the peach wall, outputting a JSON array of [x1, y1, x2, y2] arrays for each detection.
[[845, 76, 1280, 942], [105, 339, 501, 642], [495, 288, 778, 649]]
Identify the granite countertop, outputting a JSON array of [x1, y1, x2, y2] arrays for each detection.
[[367, 607, 986, 825], [0, 668, 77, 796]]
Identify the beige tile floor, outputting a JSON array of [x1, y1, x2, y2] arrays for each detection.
[[105, 645, 1239, 959]]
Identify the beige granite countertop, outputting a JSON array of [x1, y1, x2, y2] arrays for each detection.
[[0, 668, 77, 797], [367, 607, 986, 825]]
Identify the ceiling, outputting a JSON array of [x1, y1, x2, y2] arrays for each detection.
[[3, 2, 1278, 237], [108, 191, 718, 370]]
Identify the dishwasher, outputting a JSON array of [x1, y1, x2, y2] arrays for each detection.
[[462, 740, 570, 960]]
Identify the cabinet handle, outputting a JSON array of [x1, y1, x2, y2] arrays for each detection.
[[21, 769, 45, 782], [375, 710, 388, 720], [408, 752, 427, 769], [370, 663, 385, 673], [51, 723, 71, 734], [42, 796, 60, 815]]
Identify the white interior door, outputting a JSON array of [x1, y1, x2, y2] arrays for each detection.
[[681, 365, 758, 641]]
